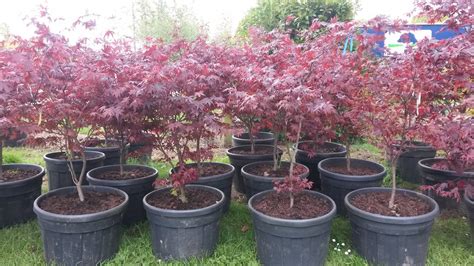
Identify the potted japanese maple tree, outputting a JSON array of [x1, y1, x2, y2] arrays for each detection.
[[240, 30, 313, 199], [154, 38, 235, 213], [142, 38, 228, 260], [0, 56, 45, 228], [344, 18, 445, 265], [314, 23, 386, 215], [248, 117, 337, 265], [225, 36, 282, 193], [86, 38, 158, 225], [13, 11, 129, 265]]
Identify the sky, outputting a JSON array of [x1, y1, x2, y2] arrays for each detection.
[[0, 0, 416, 39]]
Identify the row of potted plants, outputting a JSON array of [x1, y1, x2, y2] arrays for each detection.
[[0, 0, 472, 265]]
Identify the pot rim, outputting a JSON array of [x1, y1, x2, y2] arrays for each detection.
[[43, 151, 106, 163], [318, 158, 386, 181], [0, 163, 45, 186], [418, 158, 474, 178], [248, 189, 337, 226], [87, 164, 159, 185], [241, 160, 309, 180], [33, 185, 129, 222], [143, 184, 225, 217], [344, 187, 439, 224], [232, 132, 275, 142]]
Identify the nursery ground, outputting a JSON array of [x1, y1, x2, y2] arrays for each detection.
[[1, 143, 473, 265]]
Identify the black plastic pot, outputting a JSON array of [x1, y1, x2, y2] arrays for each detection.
[[44, 151, 105, 191], [294, 141, 346, 190], [241, 161, 309, 199], [418, 158, 474, 209], [232, 132, 275, 147], [143, 185, 225, 260], [395, 141, 436, 183], [85, 141, 129, 166], [318, 158, 386, 215], [33, 186, 128, 265], [0, 164, 45, 228], [87, 164, 158, 225], [464, 192, 474, 241], [345, 187, 439, 266], [169, 162, 234, 213], [226, 145, 282, 193], [248, 190, 336, 266]]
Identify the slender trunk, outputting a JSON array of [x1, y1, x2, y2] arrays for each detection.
[[119, 130, 124, 177], [273, 132, 278, 171], [389, 159, 397, 209], [77, 150, 87, 202], [249, 123, 255, 154], [178, 185, 187, 203], [196, 135, 201, 173], [0, 139, 3, 178], [104, 126, 108, 147], [346, 144, 351, 172], [290, 193, 294, 208], [288, 119, 303, 210]]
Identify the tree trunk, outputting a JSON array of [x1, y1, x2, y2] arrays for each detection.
[[290, 193, 294, 208], [273, 134, 279, 171], [389, 159, 397, 209], [346, 144, 351, 172], [249, 123, 255, 154], [178, 186, 187, 203]]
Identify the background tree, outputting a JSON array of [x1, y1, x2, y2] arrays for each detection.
[[133, 0, 207, 43], [237, 0, 355, 39]]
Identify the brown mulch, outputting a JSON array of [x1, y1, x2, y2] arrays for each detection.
[[253, 191, 332, 219], [350, 191, 433, 217], [38, 191, 125, 215], [95, 167, 154, 180], [0, 169, 40, 183], [147, 187, 221, 210], [246, 162, 307, 177]]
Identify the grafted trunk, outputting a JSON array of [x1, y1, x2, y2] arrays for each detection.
[[389, 159, 397, 209]]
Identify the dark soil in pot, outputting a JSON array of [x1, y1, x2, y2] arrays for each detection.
[[170, 162, 234, 213], [147, 187, 220, 210], [394, 141, 436, 183], [248, 190, 336, 266], [318, 158, 386, 215], [294, 141, 346, 190], [419, 158, 474, 209], [44, 151, 105, 190], [464, 193, 474, 241], [226, 145, 282, 193], [0, 164, 45, 228], [84, 139, 129, 166], [345, 187, 439, 266], [34, 186, 128, 265], [241, 161, 309, 199], [87, 164, 158, 225], [232, 132, 275, 147], [143, 185, 225, 260]]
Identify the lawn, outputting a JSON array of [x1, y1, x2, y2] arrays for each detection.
[[1, 143, 473, 265]]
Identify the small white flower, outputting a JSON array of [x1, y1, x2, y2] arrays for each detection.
[[345, 252, 349, 255], [348, 249, 351, 253], [337, 248, 341, 252], [332, 239, 336, 242], [334, 247, 337, 251], [341, 243, 345, 246]]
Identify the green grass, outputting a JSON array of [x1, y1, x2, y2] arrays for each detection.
[[1, 146, 473, 265]]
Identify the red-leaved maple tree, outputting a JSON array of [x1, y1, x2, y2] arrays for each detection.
[[147, 38, 228, 203], [6, 8, 101, 201]]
